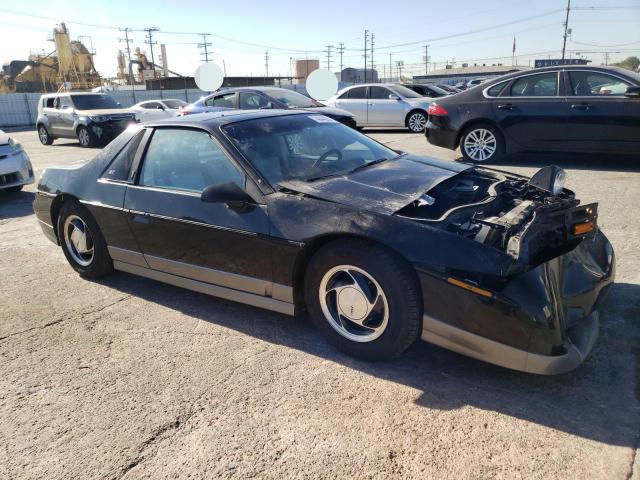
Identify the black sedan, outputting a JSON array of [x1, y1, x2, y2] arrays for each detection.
[[426, 65, 640, 162], [34, 110, 614, 374], [180, 86, 357, 128], [403, 83, 450, 98]]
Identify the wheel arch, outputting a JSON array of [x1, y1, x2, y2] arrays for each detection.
[[404, 108, 427, 127], [454, 118, 506, 150], [50, 193, 80, 240]]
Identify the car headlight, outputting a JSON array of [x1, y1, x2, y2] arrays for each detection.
[[528, 165, 566, 196], [89, 115, 108, 122], [551, 169, 566, 196], [8, 137, 23, 154]]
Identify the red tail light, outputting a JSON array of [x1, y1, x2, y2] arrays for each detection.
[[428, 104, 448, 116]]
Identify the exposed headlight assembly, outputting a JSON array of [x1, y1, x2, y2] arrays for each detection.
[[529, 165, 566, 196]]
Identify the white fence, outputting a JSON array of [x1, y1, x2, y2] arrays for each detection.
[[0, 84, 311, 130]]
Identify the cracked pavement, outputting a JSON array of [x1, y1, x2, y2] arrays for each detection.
[[0, 130, 639, 479]]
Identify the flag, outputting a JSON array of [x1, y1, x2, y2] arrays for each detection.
[[512, 36, 516, 54]]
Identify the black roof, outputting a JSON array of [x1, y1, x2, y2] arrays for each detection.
[[485, 64, 639, 85], [145, 109, 309, 129]]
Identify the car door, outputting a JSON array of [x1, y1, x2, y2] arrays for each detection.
[[564, 69, 640, 154], [124, 126, 273, 294], [140, 101, 166, 121], [42, 96, 62, 135], [204, 92, 238, 111], [491, 70, 568, 151], [367, 86, 404, 126], [57, 95, 76, 137], [334, 87, 368, 125]]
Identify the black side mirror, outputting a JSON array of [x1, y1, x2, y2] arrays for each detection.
[[201, 182, 255, 210], [156, 105, 164, 110], [625, 86, 640, 98]]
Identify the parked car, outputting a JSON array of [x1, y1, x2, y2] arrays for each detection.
[[180, 87, 356, 128], [323, 84, 432, 132], [426, 65, 640, 162], [437, 84, 462, 94], [130, 99, 188, 121], [36, 93, 137, 148], [34, 109, 614, 373], [403, 83, 450, 98], [0, 130, 34, 192], [465, 78, 487, 89]]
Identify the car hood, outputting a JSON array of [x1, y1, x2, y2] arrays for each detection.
[[0, 130, 10, 146], [294, 106, 354, 118], [279, 154, 470, 215], [75, 108, 134, 116]]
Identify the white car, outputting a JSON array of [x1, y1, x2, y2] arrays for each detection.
[[129, 99, 189, 121], [0, 130, 34, 192], [323, 84, 432, 132]]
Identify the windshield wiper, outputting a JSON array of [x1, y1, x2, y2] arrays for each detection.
[[348, 155, 399, 174], [305, 172, 343, 182]]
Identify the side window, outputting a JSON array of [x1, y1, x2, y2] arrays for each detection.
[[486, 81, 508, 97], [102, 129, 146, 181], [143, 101, 162, 109], [59, 96, 73, 109], [139, 129, 244, 193], [44, 97, 55, 108], [510, 72, 558, 96], [568, 71, 631, 96], [369, 86, 393, 99], [340, 87, 367, 99], [212, 93, 237, 108], [239, 92, 268, 109]]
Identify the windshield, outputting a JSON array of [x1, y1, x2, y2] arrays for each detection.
[[389, 85, 423, 98], [263, 89, 321, 108], [163, 99, 187, 109], [71, 94, 120, 110], [426, 85, 449, 96], [222, 114, 398, 185]]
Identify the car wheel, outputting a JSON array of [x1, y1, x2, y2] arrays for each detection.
[[304, 239, 422, 360], [57, 200, 113, 278], [406, 110, 427, 133], [38, 125, 54, 145], [460, 123, 504, 162], [77, 126, 96, 148]]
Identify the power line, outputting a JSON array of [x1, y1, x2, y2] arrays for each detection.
[[198, 33, 212, 62]]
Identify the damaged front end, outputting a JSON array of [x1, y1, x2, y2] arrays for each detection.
[[396, 166, 598, 271]]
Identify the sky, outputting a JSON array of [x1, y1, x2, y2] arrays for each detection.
[[1, 0, 639, 79]]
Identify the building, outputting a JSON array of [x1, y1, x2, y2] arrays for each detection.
[[339, 67, 379, 84], [412, 64, 529, 86], [295, 59, 320, 84]]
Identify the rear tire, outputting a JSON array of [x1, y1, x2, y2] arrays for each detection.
[[459, 123, 504, 163], [57, 200, 113, 278], [406, 110, 427, 133], [37, 125, 54, 145], [304, 239, 422, 361], [77, 126, 96, 148]]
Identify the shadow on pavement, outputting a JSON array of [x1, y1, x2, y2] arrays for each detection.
[[0, 190, 35, 220], [99, 272, 640, 448]]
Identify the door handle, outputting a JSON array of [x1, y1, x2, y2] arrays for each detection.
[[571, 103, 592, 110], [368, 102, 374, 106], [131, 213, 149, 224], [497, 103, 514, 110]]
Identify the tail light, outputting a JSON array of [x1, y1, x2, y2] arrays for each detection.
[[428, 104, 448, 116]]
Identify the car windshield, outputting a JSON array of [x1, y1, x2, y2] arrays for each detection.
[[262, 89, 322, 108], [389, 85, 423, 98], [163, 99, 187, 109], [222, 114, 398, 186], [426, 85, 449, 96], [71, 94, 120, 110]]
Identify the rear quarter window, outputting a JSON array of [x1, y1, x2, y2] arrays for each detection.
[[486, 81, 508, 97], [100, 127, 145, 181]]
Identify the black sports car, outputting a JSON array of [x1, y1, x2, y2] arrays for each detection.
[[34, 110, 614, 374], [426, 65, 640, 162]]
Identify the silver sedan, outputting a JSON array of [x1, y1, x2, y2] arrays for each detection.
[[323, 84, 432, 132]]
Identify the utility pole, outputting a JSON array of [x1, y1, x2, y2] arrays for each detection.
[[117, 27, 136, 101], [424, 45, 430, 75], [370, 33, 375, 82], [396, 60, 404, 82], [144, 27, 159, 77], [561, 0, 571, 60], [363, 30, 369, 83], [389, 52, 393, 82], [337, 42, 345, 82], [325, 45, 334, 70], [198, 33, 212, 63], [264, 50, 270, 78]]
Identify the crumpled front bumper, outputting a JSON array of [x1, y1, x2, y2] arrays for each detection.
[[420, 230, 615, 374]]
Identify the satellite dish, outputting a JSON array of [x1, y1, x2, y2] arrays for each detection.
[[195, 63, 224, 92], [306, 69, 339, 101]]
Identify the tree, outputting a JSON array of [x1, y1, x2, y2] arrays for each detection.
[[612, 56, 640, 72]]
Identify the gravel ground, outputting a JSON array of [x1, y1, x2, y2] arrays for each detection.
[[1, 129, 639, 480]]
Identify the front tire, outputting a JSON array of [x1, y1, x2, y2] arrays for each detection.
[[406, 110, 427, 133], [459, 123, 504, 163], [77, 126, 96, 148], [57, 200, 113, 278], [304, 239, 422, 360], [38, 125, 54, 145]]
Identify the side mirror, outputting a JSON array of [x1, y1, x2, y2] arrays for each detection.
[[624, 86, 640, 98], [201, 182, 255, 210], [388, 94, 400, 100]]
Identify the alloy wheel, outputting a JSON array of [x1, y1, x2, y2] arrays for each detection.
[[319, 265, 389, 343], [38, 127, 48, 144], [408, 112, 427, 133], [78, 128, 90, 147], [63, 215, 94, 266], [463, 128, 497, 161]]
